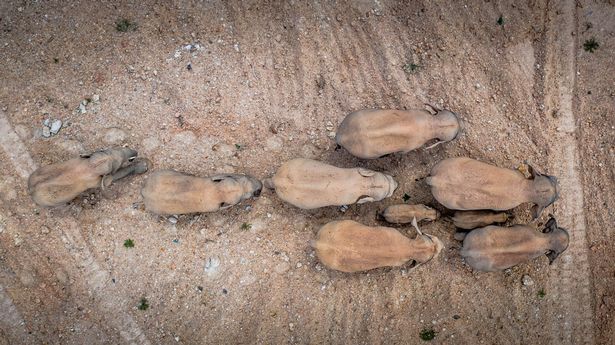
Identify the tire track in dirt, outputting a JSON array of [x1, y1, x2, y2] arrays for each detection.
[[0, 284, 35, 344], [542, 1, 594, 344], [0, 110, 151, 345], [0, 113, 36, 180]]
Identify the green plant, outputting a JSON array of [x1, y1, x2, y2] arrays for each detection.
[[403, 63, 420, 73], [497, 15, 504, 26], [137, 298, 149, 310], [583, 38, 599, 53], [537, 289, 546, 298], [123, 239, 135, 248], [402, 193, 411, 202], [240, 222, 252, 231], [116, 19, 137, 32], [235, 144, 243, 150], [420, 328, 436, 341]]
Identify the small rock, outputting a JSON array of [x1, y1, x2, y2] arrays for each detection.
[[42, 126, 51, 138], [79, 102, 87, 114], [50, 120, 62, 134], [92, 94, 100, 103], [204, 256, 221, 277], [102, 127, 128, 144], [167, 216, 178, 224], [339, 205, 349, 213], [522, 274, 534, 286], [40, 226, 50, 234], [43, 118, 50, 127]]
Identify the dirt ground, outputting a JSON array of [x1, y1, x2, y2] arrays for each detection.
[[0, 1, 613, 344]]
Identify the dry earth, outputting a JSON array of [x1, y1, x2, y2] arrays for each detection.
[[0, 1, 613, 344]]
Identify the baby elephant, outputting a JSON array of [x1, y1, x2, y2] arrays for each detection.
[[28, 147, 149, 207], [312, 220, 443, 273], [264, 158, 397, 209], [141, 170, 262, 215], [379, 204, 439, 224], [452, 210, 509, 230], [426, 157, 559, 218], [459, 217, 569, 272], [335, 106, 460, 159]]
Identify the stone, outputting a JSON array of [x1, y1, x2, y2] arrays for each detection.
[[522, 274, 534, 286], [204, 256, 221, 277], [49, 119, 62, 135]]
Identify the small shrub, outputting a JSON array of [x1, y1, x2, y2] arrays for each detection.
[[420, 328, 436, 341], [123, 239, 135, 248], [137, 298, 149, 310], [116, 19, 137, 32], [403, 63, 420, 73], [583, 38, 599, 53]]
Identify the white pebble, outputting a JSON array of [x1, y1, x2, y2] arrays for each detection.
[[50, 119, 62, 134]]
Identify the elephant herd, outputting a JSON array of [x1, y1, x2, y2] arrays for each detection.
[[28, 106, 568, 274]]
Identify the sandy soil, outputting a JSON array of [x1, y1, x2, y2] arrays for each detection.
[[0, 1, 613, 344]]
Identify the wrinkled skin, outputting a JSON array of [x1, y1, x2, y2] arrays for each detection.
[[452, 210, 509, 230], [141, 170, 262, 215], [264, 158, 397, 209], [28, 148, 148, 207], [335, 107, 460, 159], [379, 204, 439, 224], [426, 157, 559, 218], [460, 217, 569, 272], [312, 220, 443, 273]]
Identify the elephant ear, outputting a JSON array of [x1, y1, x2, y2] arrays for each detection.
[[81, 148, 106, 160], [357, 168, 375, 177], [356, 195, 375, 204], [219, 202, 234, 209], [424, 103, 441, 115], [88, 154, 114, 176], [211, 175, 234, 183], [525, 161, 545, 180], [531, 204, 546, 220]]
